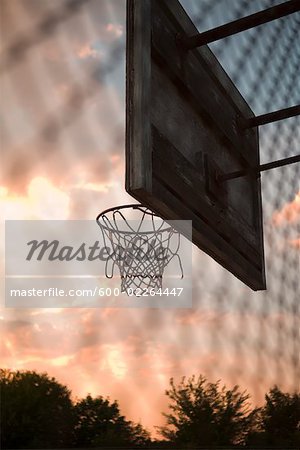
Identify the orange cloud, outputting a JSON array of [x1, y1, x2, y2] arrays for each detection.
[[71, 181, 114, 193], [101, 344, 128, 380], [0, 177, 70, 220], [288, 237, 300, 249], [175, 309, 225, 326], [106, 23, 123, 39], [272, 190, 300, 226], [77, 44, 100, 59]]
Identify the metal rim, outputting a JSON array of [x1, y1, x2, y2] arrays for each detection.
[[96, 204, 174, 234]]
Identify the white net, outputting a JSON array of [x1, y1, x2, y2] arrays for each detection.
[[97, 205, 183, 293]]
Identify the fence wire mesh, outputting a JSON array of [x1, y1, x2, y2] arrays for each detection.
[[0, 0, 299, 441]]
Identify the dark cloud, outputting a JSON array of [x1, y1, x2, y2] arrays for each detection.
[[1, 0, 126, 194]]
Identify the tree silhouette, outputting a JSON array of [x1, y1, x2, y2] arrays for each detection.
[[158, 375, 257, 446], [246, 385, 300, 447], [2, 368, 299, 448], [74, 394, 151, 447], [1, 369, 75, 449]]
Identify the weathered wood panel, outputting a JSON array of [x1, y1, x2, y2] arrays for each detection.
[[126, 0, 266, 290], [125, 0, 152, 192]]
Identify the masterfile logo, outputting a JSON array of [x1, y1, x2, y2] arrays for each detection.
[[5, 220, 192, 308]]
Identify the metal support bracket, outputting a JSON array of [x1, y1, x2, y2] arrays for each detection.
[[177, 0, 300, 50], [239, 105, 300, 128], [219, 154, 300, 183]]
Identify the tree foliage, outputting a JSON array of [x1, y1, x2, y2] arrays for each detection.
[[2, 368, 299, 448], [1, 369, 151, 448], [246, 386, 300, 447], [1, 369, 74, 449], [74, 394, 151, 447], [159, 375, 257, 446]]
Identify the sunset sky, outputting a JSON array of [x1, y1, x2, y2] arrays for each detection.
[[1, 0, 299, 438]]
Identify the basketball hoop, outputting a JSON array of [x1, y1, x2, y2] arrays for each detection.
[[96, 204, 183, 295]]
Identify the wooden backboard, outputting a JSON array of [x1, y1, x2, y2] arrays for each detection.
[[126, 0, 266, 290]]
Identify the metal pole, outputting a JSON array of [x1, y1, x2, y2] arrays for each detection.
[[179, 0, 300, 49], [244, 105, 300, 128], [219, 154, 300, 182]]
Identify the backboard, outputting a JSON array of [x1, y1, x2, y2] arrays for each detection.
[[126, 0, 266, 291]]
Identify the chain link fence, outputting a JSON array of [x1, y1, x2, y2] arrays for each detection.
[[1, 0, 299, 440], [183, 0, 299, 401]]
